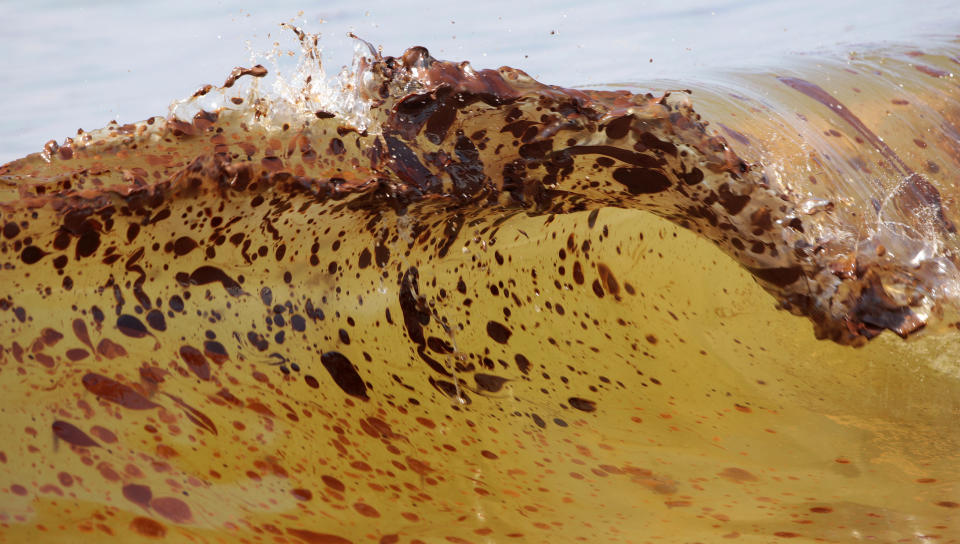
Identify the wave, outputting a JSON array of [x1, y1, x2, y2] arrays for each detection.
[[1, 27, 960, 543], [5, 31, 959, 345]]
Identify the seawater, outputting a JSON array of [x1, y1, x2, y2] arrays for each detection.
[[1, 3, 960, 544]]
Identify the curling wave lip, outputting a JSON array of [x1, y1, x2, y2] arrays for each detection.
[[5, 35, 958, 345]]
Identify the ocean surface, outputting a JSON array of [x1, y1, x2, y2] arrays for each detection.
[[2, 2, 960, 543]]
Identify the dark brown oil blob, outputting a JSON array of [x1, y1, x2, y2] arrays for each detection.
[[568, 397, 597, 412], [474, 374, 509, 393], [151, 496, 193, 523], [427, 336, 454, 354], [3, 222, 20, 239], [384, 135, 438, 191], [173, 236, 198, 256], [374, 243, 390, 267], [321, 475, 345, 492], [126, 223, 140, 243], [572, 261, 585, 284], [65, 348, 89, 361], [41, 328, 65, 346], [123, 483, 153, 508], [746, 266, 804, 287], [130, 517, 166, 538], [596, 263, 620, 296], [612, 167, 671, 194], [203, 341, 229, 364], [51, 420, 100, 448], [514, 353, 531, 374], [145, 309, 166, 331], [179, 345, 211, 381], [97, 338, 128, 359], [604, 115, 634, 139], [72, 318, 92, 347], [165, 393, 217, 435], [716, 184, 750, 215], [117, 314, 151, 338], [640, 131, 678, 156], [680, 166, 704, 185], [81, 373, 159, 410], [718, 467, 759, 482], [75, 231, 101, 258], [587, 209, 600, 228], [223, 64, 268, 87], [20, 246, 47, 264], [329, 138, 346, 155], [292, 488, 313, 501], [566, 145, 660, 168], [291, 314, 306, 332], [175, 266, 245, 296], [430, 377, 470, 403], [486, 321, 512, 344], [320, 351, 369, 399], [246, 331, 269, 351], [261, 156, 284, 172], [399, 267, 430, 346], [358, 248, 372, 268]]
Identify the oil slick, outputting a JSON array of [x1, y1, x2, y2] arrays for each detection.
[[1, 29, 959, 543]]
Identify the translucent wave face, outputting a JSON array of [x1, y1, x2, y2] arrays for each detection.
[[1, 28, 960, 543]]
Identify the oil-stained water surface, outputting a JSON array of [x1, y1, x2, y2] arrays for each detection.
[[1, 2, 960, 544]]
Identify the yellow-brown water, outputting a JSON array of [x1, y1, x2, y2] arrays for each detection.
[[0, 32, 959, 543]]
